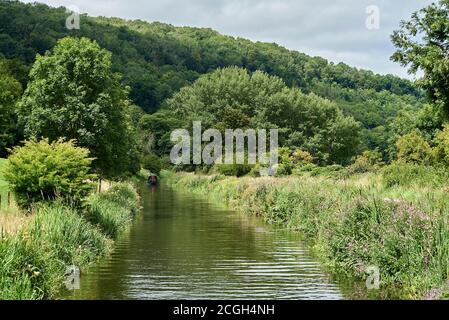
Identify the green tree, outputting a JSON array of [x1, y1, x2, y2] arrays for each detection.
[[0, 59, 22, 157], [139, 109, 183, 156], [391, 0, 449, 116], [17, 37, 139, 178], [396, 131, 434, 165], [3, 139, 96, 209], [167, 67, 360, 165], [142, 154, 163, 175]]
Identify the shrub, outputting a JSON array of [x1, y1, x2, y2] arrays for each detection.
[[142, 154, 163, 175], [290, 149, 314, 166], [349, 150, 383, 173], [3, 139, 95, 209], [274, 164, 292, 177], [396, 131, 434, 165], [292, 163, 317, 174], [434, 124, 449, 167], [217, 164, 252, 177], [310, 164, 344, 176]]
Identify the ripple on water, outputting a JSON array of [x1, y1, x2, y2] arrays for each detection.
[[64, 183, 343, 300]]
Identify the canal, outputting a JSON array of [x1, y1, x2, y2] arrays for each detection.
[[65, 183, 343, 299]]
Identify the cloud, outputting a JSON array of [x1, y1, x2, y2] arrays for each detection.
[[21, 0, 433, 78]]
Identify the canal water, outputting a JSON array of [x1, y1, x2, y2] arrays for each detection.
[[65, 183, 343, 300]]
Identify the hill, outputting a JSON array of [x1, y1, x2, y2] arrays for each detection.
[[0, 0, 426, 156]]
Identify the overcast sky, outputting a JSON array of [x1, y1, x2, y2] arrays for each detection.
[[22, 0, 434, 79]]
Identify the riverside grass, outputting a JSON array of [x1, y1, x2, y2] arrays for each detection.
[[0, 182, 140, 300], [0, 158, 9, 205], [163, 170, 449, 299]]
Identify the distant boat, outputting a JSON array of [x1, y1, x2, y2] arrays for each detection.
[[147, 174, 158, 186]]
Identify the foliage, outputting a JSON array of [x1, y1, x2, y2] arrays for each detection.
[[0, 158, 9, 197], [0, 59, 22, 157], [396, 131, 434, 166], [391, 0, 449, 116], [349, 150, 383, 174], [290, 149, 314, 166], [16, 36, 140, 179], [216, 164, 252, 177], [167, 67, 361, 165], [139, 109, 183, 157], [0, 1, 425, 161], [3, 139, 95, 209], [433, 124, 449, 167], [142, 154, 163, 175]]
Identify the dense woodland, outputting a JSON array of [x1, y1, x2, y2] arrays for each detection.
[[0, 0, 434, 165]]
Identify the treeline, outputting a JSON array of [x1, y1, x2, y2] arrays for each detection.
[[0, 0, 426, 160]]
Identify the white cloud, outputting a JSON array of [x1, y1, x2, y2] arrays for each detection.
[[21, 0, 434, 78]]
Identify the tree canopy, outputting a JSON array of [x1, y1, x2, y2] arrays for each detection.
[[0, 59, 22, 157], [391, 0, 449, 117], [166, 67, 361, 165], [17, 36, 139, 178]]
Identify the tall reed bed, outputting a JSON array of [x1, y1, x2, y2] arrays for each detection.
[[163, 171, 449, 299], [0, 182, 140, 300]]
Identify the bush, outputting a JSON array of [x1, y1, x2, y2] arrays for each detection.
[[216, 164, 252, 177], [349, 150, 383, 174], [292, 163, 317, 174], [396, 131, 434, 165], [142, 154, 163, 175], [434, 124, 449, 167], [290, 149, 314, 166], [276, 147, 293, 176], [3, 139, 96, 209], [310, 165, 344, 176]]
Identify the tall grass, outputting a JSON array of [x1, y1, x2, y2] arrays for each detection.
[[0, 234, 63, 299], [0, 182, 140, 300], [0, 158, 10, 209], [85, 183, 140, 238], [163, 170, 449, 299]]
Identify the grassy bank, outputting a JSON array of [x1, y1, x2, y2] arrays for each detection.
[[0, 182, 140, 300], [163, 170, 449, 299], [0, 158, 11, 207], [0, 159, 24, 236]]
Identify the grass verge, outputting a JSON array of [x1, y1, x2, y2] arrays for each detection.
[[162, 170, 449, 299], [0, 182, 140, 300]]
